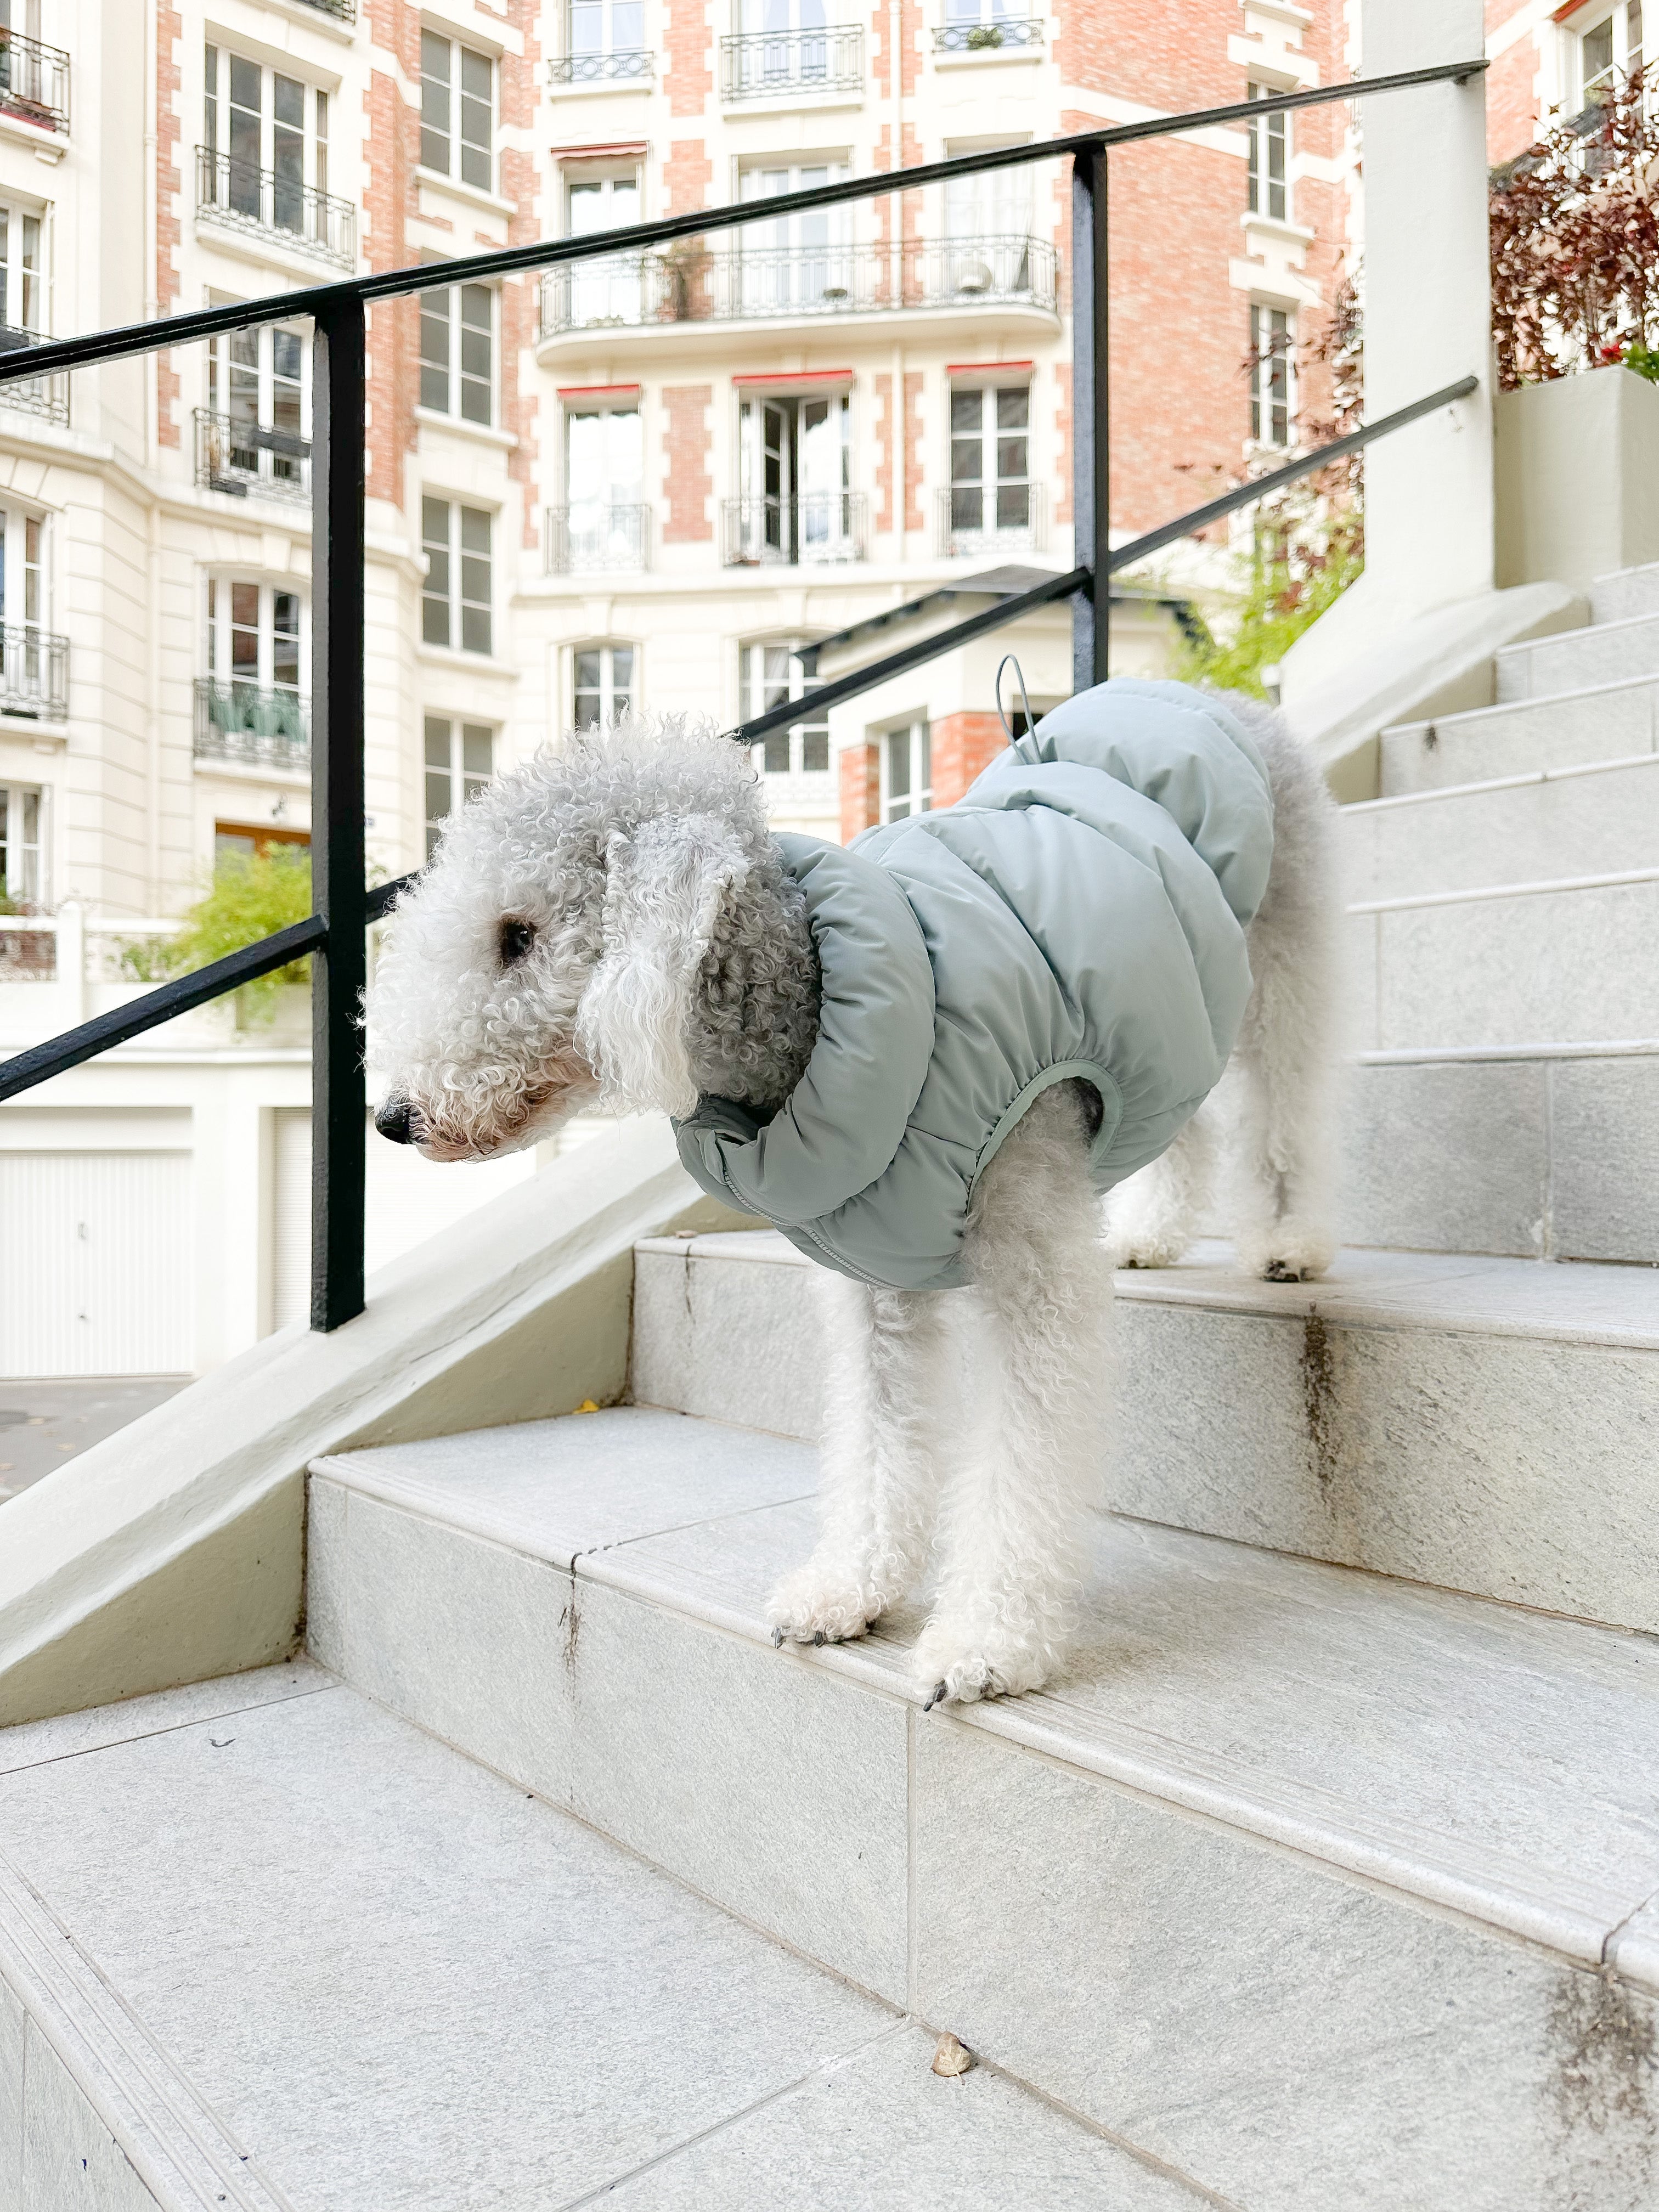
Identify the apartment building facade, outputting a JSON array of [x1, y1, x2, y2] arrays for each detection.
[[0, 0, 1387, 1376]]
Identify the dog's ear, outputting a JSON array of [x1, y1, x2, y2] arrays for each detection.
[[575, 812, 748, 1117]]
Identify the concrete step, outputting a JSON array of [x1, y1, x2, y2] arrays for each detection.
[[630, 1232, 1659, 1638], [1340, 1045, 1659, 1263], [1592, 560, 1659, 624], [1348, 868, 1659, 1052], [1341, 750, 1659, 901], [306, 1403, 1659, 2206], [0, 1661, 1182, 2212], [1496, 611, 1659, 701], [1378, 672, 1658, 795]]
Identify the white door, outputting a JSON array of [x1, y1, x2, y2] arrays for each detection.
[[0, 1153, 194, 1376]]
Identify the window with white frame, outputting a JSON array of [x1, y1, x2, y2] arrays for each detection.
[[736, 387, 854, 562], [948, 381, 1031, 546], [941, 139, 1032, 296], [204, 47, 331, 204], [1249, 302, 1292, 445], [738, 160, 854, 313], [1246, 83, 1288, 222], [421, 32, 493, 191], [0, 201, 43, 340], [567, 0, 648, 72], [423, 715, 494, 858], [422, 497, 493, 655], [1577, 4, 1643, 110], [206, 577, 303, 712], [562, 401, 644, 568], [0, 782, 42, 905], [562, 170, 645, 327], [0, 502, 46, 635], [741, 642, 828, 777], [420, 281, 493, 425], [573, 643, 634, 731], [881, 720, 930, 823], [205, 316, 308, 494]]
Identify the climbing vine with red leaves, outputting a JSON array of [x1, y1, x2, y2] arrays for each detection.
[[1490, 69, 1659, 389]]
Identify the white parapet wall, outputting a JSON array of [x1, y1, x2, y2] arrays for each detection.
[[0, 1118, 753, 1729]]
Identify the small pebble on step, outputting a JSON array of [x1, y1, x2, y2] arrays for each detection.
[[932, 2031, 974, 2078]]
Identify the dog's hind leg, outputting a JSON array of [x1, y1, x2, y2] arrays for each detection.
[[1101, 1105, 1216, 1269], [768, 1272, 950, 1647], [913, 1080, 1114, 1707]]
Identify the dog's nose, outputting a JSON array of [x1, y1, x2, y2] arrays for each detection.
[[375, 1097, 421, 1145]]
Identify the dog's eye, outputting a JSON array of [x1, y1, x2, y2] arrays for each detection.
[[499, 918, 537, 968]]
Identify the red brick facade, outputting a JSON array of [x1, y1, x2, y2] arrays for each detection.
[[929, 713, 1007, 808], [839, 742, 881, 843], [873, 368, 923, 538], [665, 0, 713, 119], [661, 384, 713, 543], [664, 139, 713, 216]]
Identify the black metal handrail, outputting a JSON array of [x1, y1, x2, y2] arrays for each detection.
[[0, 58, 1487, 1335]]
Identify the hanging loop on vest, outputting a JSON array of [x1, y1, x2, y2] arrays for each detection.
[[995, 654, 1036, 746]]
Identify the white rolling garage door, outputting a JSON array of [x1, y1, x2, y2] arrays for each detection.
[[0, 1153, 194, 1377]]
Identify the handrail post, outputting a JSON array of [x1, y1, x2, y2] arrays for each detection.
[[1070, 149, 1109, 688], [309, 301, 368, 1331]]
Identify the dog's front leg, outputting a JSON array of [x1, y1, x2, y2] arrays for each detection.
[[916, 1082, 1114, 1707], [768, 1273, 950, 1647]]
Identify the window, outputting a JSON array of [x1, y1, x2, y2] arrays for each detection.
[[204, 47, 330, 212], [941, 141, 1032, 297], [881, 722, 930, 823], [562, 403, 644, 567], [1579, 4, 1642, 106], [573, 644, 634, 731], [949, 383, 1030, 544], [0, 503, 45, 633], [216, 821, 309, 860], [1246, 83, 1288, 222], [565, 172, 644, 326], [0, 504, 58, 717], [204, 317, 308, 496], [205, 578, 305, 744], [423, 716, 494, 858], [0, 782, 42, 903], [735, 388, 854, 563], [738, 161, 853, 313], [568, 0, 647, 70], [421, 498, 493, 655], [421, 32, 493, 191], [742, 643, 828, 777], [1249, 302, 1291, 445], [0, 201, 43, 339], [420, 283, 493, 425]]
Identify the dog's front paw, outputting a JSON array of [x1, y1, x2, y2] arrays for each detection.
[[912, 1618, 1052, 1710], [1103, 1222, 1191, 1271], [1239, 1218, 1335, 1284], [767, 1558, 885, 1648]]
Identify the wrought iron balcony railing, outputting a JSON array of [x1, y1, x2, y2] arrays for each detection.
[[195, 147, 357, 269], [0, 325, 67, 425], [933, 14, 1043, 52], [550, 49, 653, 83], [296, 0, 356, 18], [194, 678, 310, 770], [545, 503, 649, 574], [0, 625, 67, 721], [720, 25, 862, 101], [0, 29, 69, 135], [539, 233, 1057, 335], [938, 480, 1046, 558], [723, 492, 867, 568], [195, 409, 312, 506]]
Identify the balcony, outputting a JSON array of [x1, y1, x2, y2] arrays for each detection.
[[720, 25, 862, 102], [0, 28, 69, 136], [195, 148, 356, 270], [937, 481, 1045, 560], [0, 625, 66, 720], [933, 14, 1042, 52], [549, 50, 653, 84], [722, 492, 867, 568], [539, 234, 1057, 340], [194, 409, 312, 507], [0, 324, 68, 425], [294, 0, 356, 16], [545, 503, 649, 574], [193, 679, 309, 771]]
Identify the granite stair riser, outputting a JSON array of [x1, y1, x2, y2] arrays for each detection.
[[1339, 1052, 1659, 1263], [303, 1458, 1659, 2212], [1592, 563, 1659, 625], [1379, 678, 1658, 796], [1346, 878, 1659, 1053], [1340, 757, 1659, 903], [630, 1240, 1659, 1636], [1496, 613, 1659, 701]]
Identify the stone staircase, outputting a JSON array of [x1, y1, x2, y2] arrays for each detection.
[[5, 567, 1659, 2209]]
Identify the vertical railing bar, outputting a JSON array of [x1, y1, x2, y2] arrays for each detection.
[[1092, 153, 1110, 682], [309, 302, 368, 1332], [1069, 150, 1103, 690]]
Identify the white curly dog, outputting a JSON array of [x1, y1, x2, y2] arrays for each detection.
[[367, 704, 1337, 1709]]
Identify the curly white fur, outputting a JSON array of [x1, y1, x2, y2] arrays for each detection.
[[368, 700, 1339, 1708]]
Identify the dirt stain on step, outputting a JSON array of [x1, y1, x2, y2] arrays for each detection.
[[1300, 1310, 1339, 1491]]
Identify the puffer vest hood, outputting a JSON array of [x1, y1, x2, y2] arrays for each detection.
[[673, 676, 1275, 1291]]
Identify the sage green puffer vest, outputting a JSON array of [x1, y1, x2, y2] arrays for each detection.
[[674, 677, 1275, 1291]]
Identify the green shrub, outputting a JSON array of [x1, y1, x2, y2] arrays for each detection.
[[123, 848, 312, 1020], [1173, 511, 1364, 699]]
